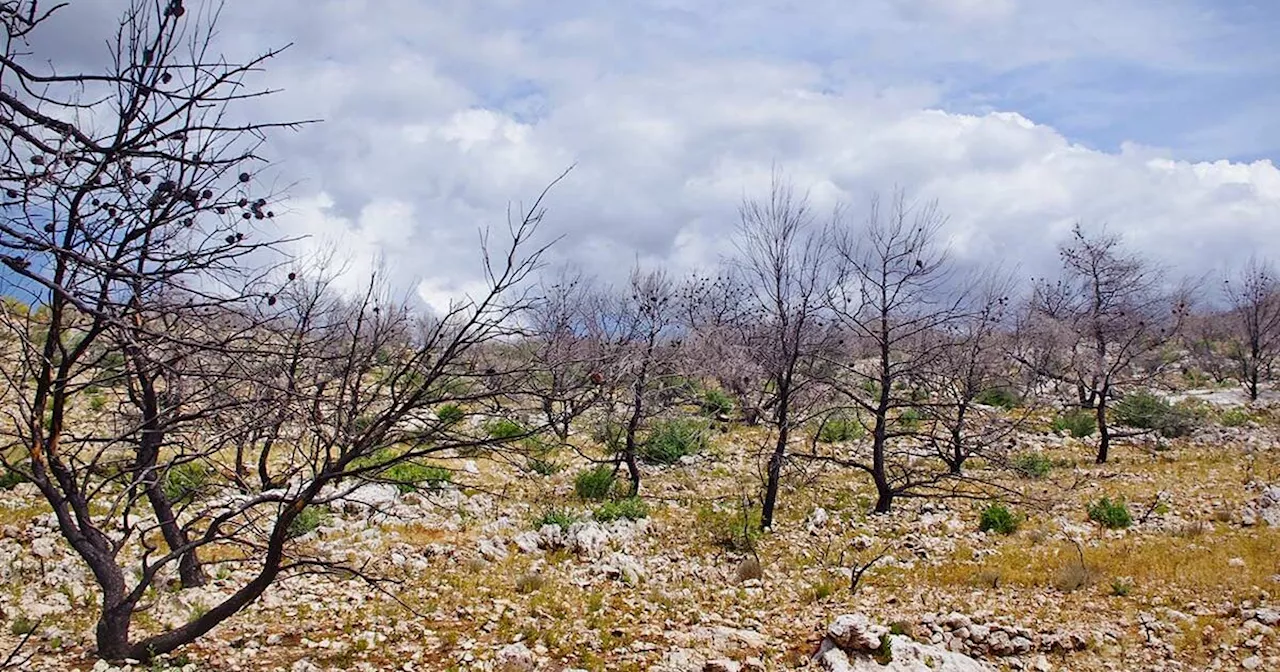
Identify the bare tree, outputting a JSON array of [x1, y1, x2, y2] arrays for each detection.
[[919, 277, 1026, 475], [608, 265, 679, 494], [678, 271, 768, 424], [0, 2, 568, 659], [526, 267, 605, 441], [1223, 256, 1280, 401], [733, 171, 836, 529], [824, 192, 971, 512], [1020, 224, 1187, 464]]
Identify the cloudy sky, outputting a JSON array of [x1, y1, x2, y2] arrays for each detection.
[[38, 0, 1280, 309]]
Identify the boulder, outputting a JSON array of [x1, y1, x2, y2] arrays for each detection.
[[496, 642, 536, 671], [828, 614, 889, 652]]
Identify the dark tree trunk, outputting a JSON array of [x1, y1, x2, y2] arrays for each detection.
[[1094, 398, 1110, 464]]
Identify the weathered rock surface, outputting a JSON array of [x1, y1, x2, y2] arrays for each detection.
[[816, 614, 996, 672]]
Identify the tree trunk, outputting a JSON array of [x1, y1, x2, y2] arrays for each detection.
[[760, 426, 786, 529], [1094, 399, 1110, 464]]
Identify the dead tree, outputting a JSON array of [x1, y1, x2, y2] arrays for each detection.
[[920, 277, 1028, 475], [1223, 256, 1280, 401], [526, 267, 606, 441], [825, 192, 971, 512], [1020, 224, 1187, 464], [678, 271, 768, 424], [0, 2, 568, 659], [608, 266, 679, 494], [733, 170, 837, 530]]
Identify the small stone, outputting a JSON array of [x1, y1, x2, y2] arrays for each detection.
[[704, 659, 741, 672]]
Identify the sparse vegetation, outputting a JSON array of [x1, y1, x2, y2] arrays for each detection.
[[1087, 497, 1133, 529], [535, 508, 578, 530], [817, 412, 864, 443], [1010, 453, 1053, 479], [698, 387, 734, 418], [286, 507, 326, 539], [1112, 390, 1200, 438], [0, 465, 29, 490], [979, 503, 1019, 535], [639, 418, 707, 464], [436, 403, 465, 425], [593, 497, 649, 522], [161, 462, 212, 503], [574, 465, 617, 501], [975, 387, 1020, 409], [381, 462, 452, 493], [1051, 409, 1096, 438]]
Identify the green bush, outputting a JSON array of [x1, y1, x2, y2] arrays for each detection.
[[487, 418, 527, 440], [975, 387, 1020, 410], [286, 506, 326, 539], [534, 507, 578, 530], [1220, 407, 1252, 428], [1113, 390, 1199, 438], [1051, 409, 1096, 437], [698, 387, 735, 418], [0, 465, 29, 490], [574, 465, 616, 501], [162, 461, 211, 503], [979, 503, 1019, 535], [526, 457, 563, 476], [381, 461, 452, 493], [1010, 453, 1052, 479], [817, 413, 864, 443], [435, 403, 465, 425], [639, 419, 707, 465], [897, 407, 923, 430], [1087, 497, 1132, 529], [593, 496, 649, 523]]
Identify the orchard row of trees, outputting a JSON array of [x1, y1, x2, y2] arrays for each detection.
[[2, 0, 1278, 664]]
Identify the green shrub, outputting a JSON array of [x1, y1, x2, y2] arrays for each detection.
[[9, 614, 36, 636], [1110, 577, 1133, 597], [574, 465, 616, 501], [526, 457, 563, 476], [976, 387, 1020, 409], [1087, 497, 1132, 529], [593, 497, 649, 523], [698, 387, 735, 418], [435, 403, 465, 425], [897, 407, 923, 430], [1010, 453, 1052, 479], [639, 419, 707, 465], [1113, 390, 1198, 437], [979, 503, 1019, 535], [89, 393, 108, 412], [381, 461, 452, 493], [487, 418, 527, 440], [534, 507, 578, 530], [817, 413, 864, 443], [1051, 409, 1096, 437], [1220, 407, 1252, 428], [0, 465, 29, 490], [286, 506, 326, 539], [162, 461, 211, 503]]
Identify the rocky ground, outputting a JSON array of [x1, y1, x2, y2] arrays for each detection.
[[1, 397, 1279, 671]]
